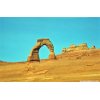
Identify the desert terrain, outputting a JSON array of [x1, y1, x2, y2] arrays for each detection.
[[0, 48, 100, 82]]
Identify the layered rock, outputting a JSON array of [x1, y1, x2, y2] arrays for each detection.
[[62, 43, 96, 53]]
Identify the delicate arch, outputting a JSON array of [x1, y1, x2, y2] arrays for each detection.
[[27, 38, 56, 61]]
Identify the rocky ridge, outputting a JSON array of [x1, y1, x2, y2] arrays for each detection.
[[56, 43, 99, 59]]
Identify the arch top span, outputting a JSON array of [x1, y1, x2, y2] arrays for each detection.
[[27, 38, 56, 61]]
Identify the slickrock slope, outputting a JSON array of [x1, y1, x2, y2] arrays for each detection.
[[0, 43, 100, 82]]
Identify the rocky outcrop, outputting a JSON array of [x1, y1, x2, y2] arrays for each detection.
[[28, 38, 56, 61], [91, 45, 96, 49], [62, 43, 96, 53]]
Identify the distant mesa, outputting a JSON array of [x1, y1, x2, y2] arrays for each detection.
[[62, 43, 96, 53]]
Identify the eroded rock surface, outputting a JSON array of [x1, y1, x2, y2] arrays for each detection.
[[28, 38, 56, 61], [62, 43, 96, 53]]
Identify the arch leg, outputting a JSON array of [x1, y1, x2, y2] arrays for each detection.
[[49, 52, 56, 59], [27, 52, 39, 61]]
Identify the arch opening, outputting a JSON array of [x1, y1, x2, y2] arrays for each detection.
[[39, 45, 50, 60], [27, 38, 56, 61]]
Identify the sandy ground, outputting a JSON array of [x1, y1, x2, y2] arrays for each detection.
[[0, 49, 100, 82]]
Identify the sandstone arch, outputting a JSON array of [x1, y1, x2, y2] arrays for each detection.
[[27, 38, 56, 61]]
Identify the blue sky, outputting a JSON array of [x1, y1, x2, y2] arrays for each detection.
[[0, 17, 100, 62]]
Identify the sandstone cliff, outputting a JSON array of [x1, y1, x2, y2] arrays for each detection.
[[62, 43, 96, 53], [56, 43, 99, 59]]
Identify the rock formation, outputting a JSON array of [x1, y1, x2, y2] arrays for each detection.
[[91, 45, 96, 49], [27, 38, 56, 61], [62, 43, 96, 53]]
